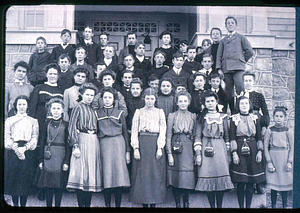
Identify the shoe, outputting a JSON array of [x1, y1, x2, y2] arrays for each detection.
[[176, 203, 181, 208], [183, 202, 189, 208], [37, 190, 45, 201], [255, 184, 265, 194]]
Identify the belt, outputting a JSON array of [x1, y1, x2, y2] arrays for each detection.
[[236, 136, 255, 143], [139, 132, 159, 136], [77, 129, 96, 134], [49, 142, 65, 147], [269, 146, 289, 150]]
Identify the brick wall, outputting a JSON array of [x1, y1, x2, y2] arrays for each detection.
[[5, 44, 296, 129]]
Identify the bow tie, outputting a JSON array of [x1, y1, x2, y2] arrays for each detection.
[[63, 43, 67, 46]]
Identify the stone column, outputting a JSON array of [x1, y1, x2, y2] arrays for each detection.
[[251, 7, 271, 35]]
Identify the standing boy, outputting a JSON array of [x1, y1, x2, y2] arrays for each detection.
[[118, 32, 138, 70], [133, 41, 152, 82], [182, 45, 202, 75], [151, 50, 169, 79], [57, 54, 74, 91], [206, 28, 222, 71], [216, 16, 254, 112]]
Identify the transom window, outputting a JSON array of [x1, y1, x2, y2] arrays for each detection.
[[24, 7, 44, 29], [166, 22, 181, 33]]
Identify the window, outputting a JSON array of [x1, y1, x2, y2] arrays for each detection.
[[172, 37, 181, 50], [24, 7, 44, 29], [75, 21, 86, 32], [166, 22, 181, 33]]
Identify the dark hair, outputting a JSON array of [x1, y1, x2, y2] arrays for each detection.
[[84, 26, 93, 33], [46, 97, 65, 111], [58, 54, 71, 63], [192, 72, 207, 82], [154, 50, 166, 59], [14, 61, 28, 73], [242, 71, 256, 80], [187, 45, 197, 52], [61, 29, 72, 36], [127, 31, 137, 38], [175, 90, 191, 105], [123, 53, 135, 60], [198, 90, 220, 124], [175, 82, 187, 89], [159, 30, 173, 40], [196, 46, 202, 53], [202, 53, 214, 62], [78, 82, 98, 96], [142, 88, 158, 102], [208, 72, 223, 81], [179, 40, 189, 45], [236, 96, 253, 114], [45, 63, 60, 74], [210, 27, 222, 37], [100, 87, 118, 103], [122, 69, 134, 78], [13, 95, 30, 112], [73, 67, 90, 79], [202, 39, 212, 46], [135, 41, 145, 49], [36, 36, 47, 44], [100, 31, 109, 38], [172, 52, 184, 59], [130, 78, 143, 88], [273, 106, 288, 117], [75, 45, 87, 53], [159, 78, 175, 89], [104, 44, 116, 54], [148, 73, 159, 82], [100, 69, 116, 82], [93, 61, 106, 69], [225, 16, 238, 26]]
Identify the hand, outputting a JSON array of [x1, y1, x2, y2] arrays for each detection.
[[256, 151, 262, 163], [232, 152, 240, 165], [62, 164, 69, 171], [168, 154, 174, 166], [134, 149, 140, 161], [14, 149, 26, 160], [195, 155, 202, 166], [126, 152, 131, 164], [39, 163, 43, 170], [286, 162, 292, 172], [72, 147, 81, 158], [262, 127, 267, 136], [267, 162, 275, 173], [218, 69, 224, 77], [226, 142, 230, 152], [18, 146, 26, 155], [156, 148, 163, 160]]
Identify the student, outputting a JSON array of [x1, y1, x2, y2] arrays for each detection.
[[5, 61, 34, 119], [182, 45, 202, 75], [27, 36, 50, 87], [151, 50, 170, 79], [91, 69, 128, 117], [96, 87, 131, 207], [70, 45, 94, 80], [66, 83, 102, 207], [188, 72, 206, 114], [118, 32, 138, 70], [230, 96, 266, 208], [63, 67, 89, 121], [37, 98, 71, 207], [207, 73, 228, 113], [153, 31, 176, 67], [120, 69, 133, 102], [133, 41, 152, 82], [178, 40, 189, 60], [148, 73, 160, 92], [98, 45, 119, 74], [4, 95, 39, 207], [49, 29, 76, 64], [216, 16, 254, 113], [194, 90, 234, 208], [175, 83, 187, 94], [129, 88, 167, 208], [157, 78, 175, 120], [264, 106, 293, 209], [195, 39, 212, 64], [57, 54, 74, 91], [91, 62, 106, 90], [162, 52, 190, 91], [99, 32, 118, 62], [166, 91, 196, 208], [78, 26, 101, 66], [206, 28, 222, 71]]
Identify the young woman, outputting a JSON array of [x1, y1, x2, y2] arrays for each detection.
[[4, 95, 39, 207], [129, 88, 167, 208], [66, 83, 102, 207], [166, 91, 197, 208]]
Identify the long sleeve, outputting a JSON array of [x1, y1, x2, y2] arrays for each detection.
[[215, 40, 224, 70], [38, 120, 49, 163], [5, 85, 9, 119], [68, 105, 80, 146], [157, 109, 167, 149], [4, 118, 16, 149], [166, 113, 175, 154], [63, 122, 72, 165], [130, 109, 140, 149], [117, 92, 128, 117], [63, 89, 70, 121], [49, 47, 57, 63], [263, 128, 272, 163], [255, 115, 263, 150], [241, 35, 254, 62], [28, 54, 34, 71], [260, 94, 270, 127], [28, 85, 40, 118], [91, 93, 101, 110], [287, 128, 294, 163], [120, 112, 130, 152], [194, 119, 202, 151], [223, 116, 230, 143], [229, 119, 238, 153], [25, 118, 39, 150]]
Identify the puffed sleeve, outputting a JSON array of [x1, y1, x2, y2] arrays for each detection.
[[194, 118, 202, 151], [63, 89, 70, 121], [25, 118, 39, 150], [230, 118, 238, 153], [120, 111, 130, 152], [157, 109, 167, 149], [130, 109, 140, 149], [68, 105, 81, 147], [263, 128, 272, 163], [4, 118, 15, 149], [166, 112, 175, 154], [287, 128, 294, 163], [91, 92, 101, 110]]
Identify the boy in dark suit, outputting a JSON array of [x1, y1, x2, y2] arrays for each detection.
[[182, 45, 202, 75], [151, 50, 169, 79], [133, 41, 152, 83], [216, 16, 254, 112], [57, 54, 73, 91]]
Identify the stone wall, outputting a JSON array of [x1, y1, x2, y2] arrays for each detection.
[[5, 44, 296, 129]]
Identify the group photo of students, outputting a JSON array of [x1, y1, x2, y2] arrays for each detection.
[[4, 15, 294, 209]]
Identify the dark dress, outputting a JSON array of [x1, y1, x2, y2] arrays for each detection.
[[230, 113, 266, 184], [37, 118, 71, 189], [49, 44, 76, 64], [125, 95, 144, 131], [189, 89, 205, 114], [157, 94, 175, 120]]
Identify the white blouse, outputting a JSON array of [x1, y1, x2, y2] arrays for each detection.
[[131, 107, 166, 149]]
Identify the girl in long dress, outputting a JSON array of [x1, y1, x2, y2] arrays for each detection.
[[166, 91, 196, 208], [4, 95, 39, 207], [66, 83, 102, 207], [194, 90, 234, 208], [129, 88, 167, 208]]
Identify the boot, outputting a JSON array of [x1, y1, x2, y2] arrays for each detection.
[[142, 204, 148, 208], [182, 190, 189, 208], [150, 204, 156, 208]]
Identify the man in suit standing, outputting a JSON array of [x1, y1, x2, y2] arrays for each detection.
[[118, 32, 137, 71], [216, 16, 254, 113]]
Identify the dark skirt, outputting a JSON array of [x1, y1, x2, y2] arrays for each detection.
[[129, 133, 167, 204], [167, 133, 195, 189], [4, 141, 37, 196], [231, 137, 266, 184]]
